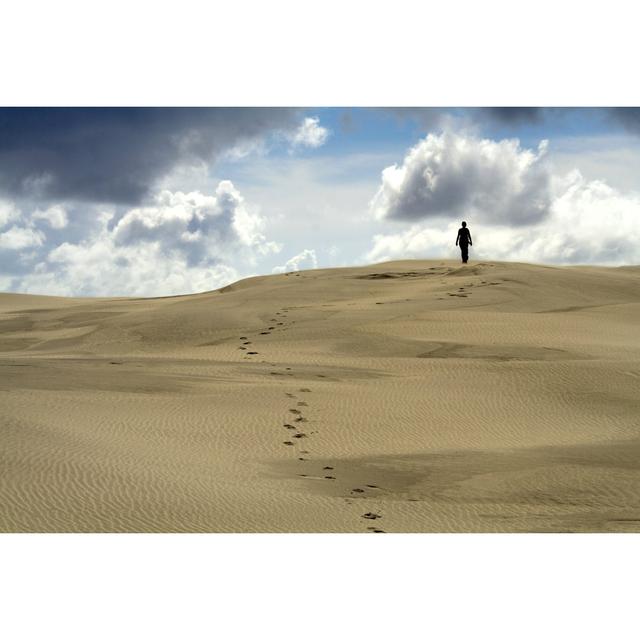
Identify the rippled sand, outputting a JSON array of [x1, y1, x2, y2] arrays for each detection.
[[1, 260, 639, 532]]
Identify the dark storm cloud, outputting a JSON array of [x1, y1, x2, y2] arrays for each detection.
[[384, 107, 448, 130], [479, 107, 544, 124], [384, 107, 546, 132], [607, 107, 640, 133], [0, 108, 300, 205]]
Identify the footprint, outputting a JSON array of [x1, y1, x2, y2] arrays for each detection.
[[260, 332, 270, 335], [365, 484, 379, 489], [289, 409, 302, 415], [238, 347, 246, 350], [239, 336, 247, 340], [351, 488, 364, 493], [268, 326, 275, 330], [292, 433, 307, 439], [247, 351, 259, 355], [283, 441, 294, 446], [298, 457, 308, 461], [285, 393, 296, 398], [297, 401, 308, 407], [284, 424, 296, 430], [323, 466, 334, 470], [299, 388, 311, 393], [294, 417, 307, 423], [300, 450, 309, 455], [362, 512, 382, 520], [324, 476, 336, 480]]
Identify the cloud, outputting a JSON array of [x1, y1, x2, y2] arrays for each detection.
[[524, 171, 640, 264], [0, 225, 45, 250], [384, 108, 450, 131], [212, 116, 330, 162], [0, 200, 54, 276], [370, 132, 552, 226], [38, 237, 241, 298], [31, 237, 241, 298], [546, 134, 640, 193], [31, 205, 68, 229], [272, 248, 318, 273], [0, 199, 21, 228], [366, 168, 640, 266], [222, 151, 388, 265], [607, 108, 640, 134], [289, 117, 329, 149], [384, 107, 546, 133], [0, 108, 300, 205], [479, 107, 544, 124], [113, 181, 279, 263], [366, 226, 451, 263], [5, 181, 281, 296], [221, 138, 269, 162]]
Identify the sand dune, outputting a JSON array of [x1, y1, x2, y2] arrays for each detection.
[[1, 260, 639, 532]]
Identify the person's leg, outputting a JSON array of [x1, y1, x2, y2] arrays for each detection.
[[461, 244, 468, 263]]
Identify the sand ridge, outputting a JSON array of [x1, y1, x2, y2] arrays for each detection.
[[1, 259, 639, 531]]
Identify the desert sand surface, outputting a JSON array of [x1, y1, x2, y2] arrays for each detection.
[[1, 260, 639, 532]]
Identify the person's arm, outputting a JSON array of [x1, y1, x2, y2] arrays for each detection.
[[468, 231, 472, 246]]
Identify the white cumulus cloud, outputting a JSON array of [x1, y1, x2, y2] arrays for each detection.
[[366, 167, 640, 266], [289, 117, 330, 149], [0, 199, 21, 228], [9, 181, 281, 297], [31, 204, 68, 229], [37, 231, 240, 298], [272, 248, 318, 273], [370, 132, 551, 225], [113, 181, 280, 264], [0, 225, 45, 250]]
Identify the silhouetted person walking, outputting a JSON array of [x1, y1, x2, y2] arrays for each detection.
[[456, 221, 472, 263]]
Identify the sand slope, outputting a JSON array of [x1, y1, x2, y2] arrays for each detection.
[[1, 260, 639, 532]]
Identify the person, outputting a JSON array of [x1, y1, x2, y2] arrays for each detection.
[[455, 221, 472, 264]]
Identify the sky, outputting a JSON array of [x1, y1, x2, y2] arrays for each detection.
[[1, 107, 640, 297]]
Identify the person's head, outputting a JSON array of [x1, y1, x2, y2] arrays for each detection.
[[461, 221, 467, 227]]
